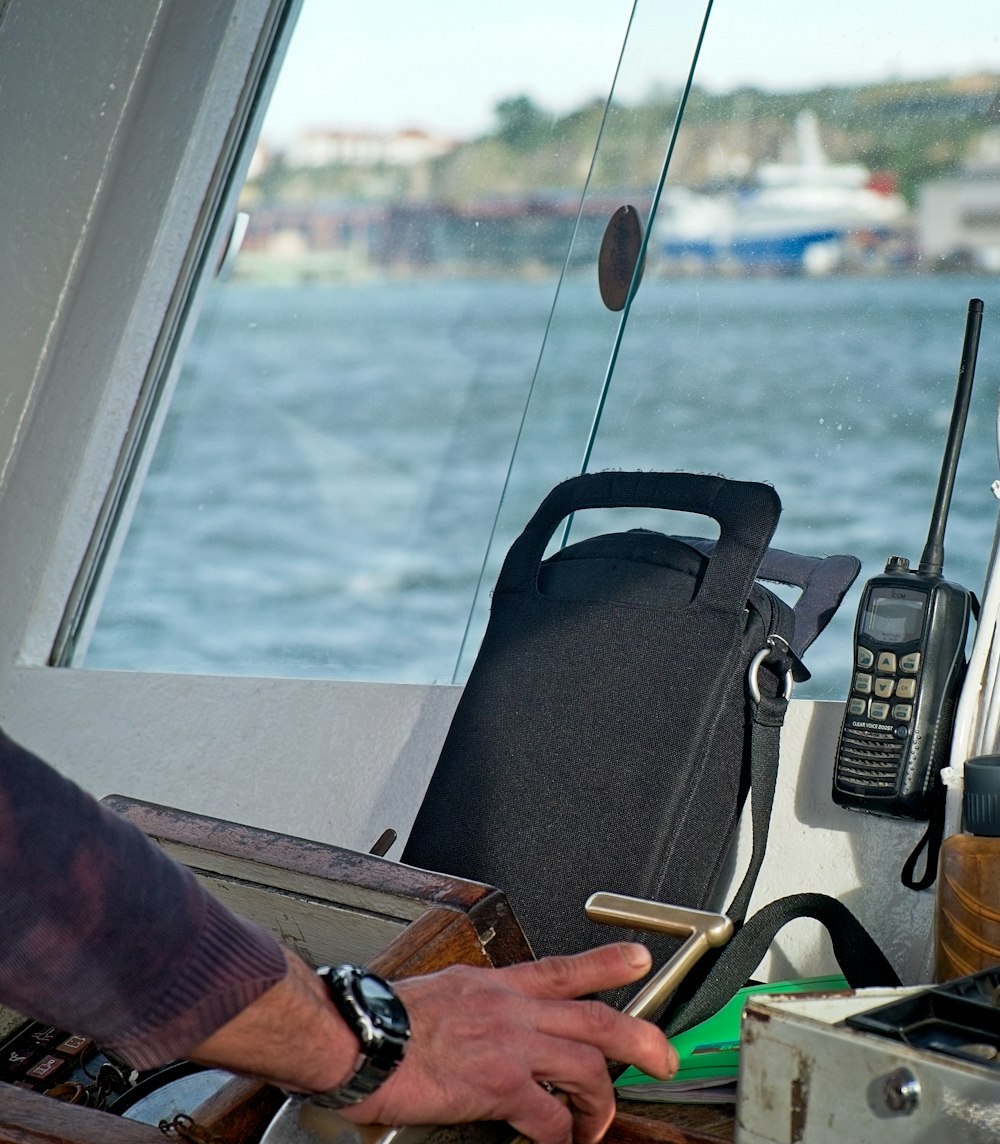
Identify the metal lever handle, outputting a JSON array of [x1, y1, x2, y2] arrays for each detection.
[[585, 892, 733, 1020]]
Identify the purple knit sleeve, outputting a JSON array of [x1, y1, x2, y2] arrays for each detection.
[[0, 730, 288, 1069]]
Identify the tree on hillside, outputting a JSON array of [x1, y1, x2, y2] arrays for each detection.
[[494, 95, 551, 150]]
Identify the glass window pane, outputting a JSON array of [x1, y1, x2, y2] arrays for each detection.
[[86, 0, 1000, 704], [85, 1, 643, 682], [458, 1, 1000, 696]]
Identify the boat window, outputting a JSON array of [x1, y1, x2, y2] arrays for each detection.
[[83, 0, 999, 700]]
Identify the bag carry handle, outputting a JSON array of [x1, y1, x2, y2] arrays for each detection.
[[498, 471, 782, 613]]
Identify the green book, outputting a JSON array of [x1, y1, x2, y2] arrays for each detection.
[[615, 974, 849, 1101]]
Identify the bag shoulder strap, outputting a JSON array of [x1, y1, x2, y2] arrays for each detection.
[[678, 537, 860, 658], [662, 678, 787, 1019], [725, 688, 787, 925], [665, 892, 900, 1036]]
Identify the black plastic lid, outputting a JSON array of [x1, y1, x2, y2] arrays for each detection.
[[963, 755, 1000, 836]]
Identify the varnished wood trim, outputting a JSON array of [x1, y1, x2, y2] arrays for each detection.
[[0, 1082, 162, 1144], [101, 797, 534, 964], [187, 1077, 284, 1143], [610, 1106, 733, 1144], [604, 1107, 727, 1144]]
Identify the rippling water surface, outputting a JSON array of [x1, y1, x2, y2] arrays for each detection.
[[88, 274, 1000, 699]]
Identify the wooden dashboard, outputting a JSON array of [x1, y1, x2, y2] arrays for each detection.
[[0, 799, 732, 1144]]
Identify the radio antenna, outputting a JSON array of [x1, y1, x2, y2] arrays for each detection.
[[918, 298, 984, 577]]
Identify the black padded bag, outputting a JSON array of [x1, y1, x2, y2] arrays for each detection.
[[403, 471, 858, 995]]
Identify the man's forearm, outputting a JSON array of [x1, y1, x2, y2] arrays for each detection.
[[188, 947, 360, 1093], [0, 729, 287, 1068]]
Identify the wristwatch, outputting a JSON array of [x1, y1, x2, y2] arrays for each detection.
[[305, 964, 410, 1108]]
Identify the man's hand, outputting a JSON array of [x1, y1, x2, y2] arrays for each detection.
[[346, 943, 677, 1144], [190, 942, 676, 1144]]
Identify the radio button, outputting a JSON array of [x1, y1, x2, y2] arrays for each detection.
[[854, 673, 873, 694], [877, 651, 898, 673], [900, 652, 921, 673]]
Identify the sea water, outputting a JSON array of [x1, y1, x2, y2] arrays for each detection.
[[87, 273, 1000, 700]]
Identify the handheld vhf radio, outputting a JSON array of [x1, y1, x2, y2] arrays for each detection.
[[833, 299, 984, 820]]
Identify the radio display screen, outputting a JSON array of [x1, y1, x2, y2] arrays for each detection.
[[861, 587, 927, 644]]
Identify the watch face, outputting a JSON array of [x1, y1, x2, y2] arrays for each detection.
[[357, 973, 407, 1032]]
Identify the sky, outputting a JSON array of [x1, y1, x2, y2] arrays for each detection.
[[260, 0, 1000, 143]]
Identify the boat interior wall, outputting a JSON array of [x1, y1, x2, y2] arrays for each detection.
[[2, 664, 464, 862]]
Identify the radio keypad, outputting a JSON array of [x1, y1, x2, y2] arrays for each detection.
[[849, 643, 921, 727]]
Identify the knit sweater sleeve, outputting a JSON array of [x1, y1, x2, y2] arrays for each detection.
[[0, 729, 288, 1070]]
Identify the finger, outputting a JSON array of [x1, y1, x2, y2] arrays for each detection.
[[531, 996, 678, 1080], [499, 942, 653, 1001], [505, 1083, 576, 1144], [528, 1036, 619, 1144]]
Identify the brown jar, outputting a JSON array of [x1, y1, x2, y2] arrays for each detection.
[[936, 755, 1000, 982]]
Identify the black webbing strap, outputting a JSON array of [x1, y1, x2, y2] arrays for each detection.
[[900, 591, 979, 892], [726, 689, 787, 924], [666, 892, 901, 1036], [660, 673, 788, 1027], [663, 637, 897, 1036]]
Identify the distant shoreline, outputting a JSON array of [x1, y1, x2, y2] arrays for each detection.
[[229, 250, 990, 286]]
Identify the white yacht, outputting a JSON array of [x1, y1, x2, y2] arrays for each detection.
[[657, 111, 909, 272]]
